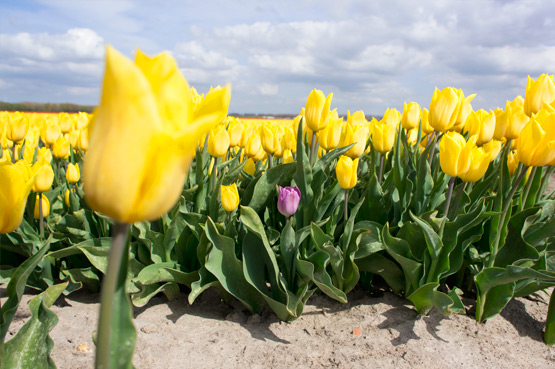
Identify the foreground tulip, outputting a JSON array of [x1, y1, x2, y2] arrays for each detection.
[[0, 159, 35, 233], [516, 109, 555, 166], [336, 155, 358, 189], [83, 46, 230, 223], [524, 74, 555, 117], [221, 183, 240, 212], [305, 89, 333, 132], [438, 132, 473, 177], [458, 146, 491, 182], [277, 185, 301, 217], [6, 112, 29, 143], [463, 109, 496, 145], [429, 87, 463, 132]]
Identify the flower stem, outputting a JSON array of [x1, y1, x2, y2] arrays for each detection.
[[211, 157, 218, 193], [449, 181, 466, 220], [39, 193, 44, 239], [378, 153, 384, 184], [310, 131, 317, 166], [427, 131, 438, 166], [443, 176, 455, 218], [12, 145, 17, 163], [488, 165, 528, 267], [344, 189, 349, 222], [268, 154, 273, 169], [95, 222, 129, 369], [519, 166, 537, 211]]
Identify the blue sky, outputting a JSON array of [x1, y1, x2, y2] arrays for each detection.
[[1, 0, 554, 115]]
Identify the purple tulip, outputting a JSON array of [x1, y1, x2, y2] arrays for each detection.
[[277, 185, 301, 217]]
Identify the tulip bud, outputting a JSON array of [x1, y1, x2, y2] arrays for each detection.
[[401, 102, 421, 130], [6, 112, 29, 143], [305, 89, 333, 132], [335, 155, 358, 189], [420, 108, 434, 134], [227, 118, 244, 148], [0, 160, 35, 233], [220, 183, 240, 212], [438, 132, 474, 177], [504, 99, 529, 140], [342, 121, 370, 158], [52, 135, 70, 159], [33, 162, 54, 193], [370, 120, 396, 154], [429, 87, 464, 132], [243, 157, 256, 176], [66, 163, 80, 184], [208, 125, 230, 158], [261, 124, 277, 155], [462, 109, 495, 145], [458, 146, 491, 183], [282, 149, 294, 164], [34, 194, 50, 219], [516, 109, 555, 166], [524, 74, 555, 117], [41, 119, 62, 147], [277, 185, 301, 217], [381, 108, 401, 127], [318, 112, 342, 151], [507, 150, 518, 176]]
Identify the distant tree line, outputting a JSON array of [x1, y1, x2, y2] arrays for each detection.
[[0, 101, 95, 113]]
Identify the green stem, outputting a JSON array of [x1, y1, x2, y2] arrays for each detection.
[[211, 157, 218, 193], [443, 176, 455, 218], [488, 165, 528, 268], [378, 153, 384, 184], [12, 145, 17, 163], [268, 154, 273, 169], [95, 222, 130, 369], [540, 166, 554, 199], [427, 131, 438, 166], [519, 166, 537, 211], [449, 181, 466, 220], [344, 189, 349, 222], [39, 193, 44, 239], [310, 131, 317, 166]]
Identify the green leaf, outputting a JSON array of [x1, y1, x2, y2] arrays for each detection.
[[1, 282, 67, 369], [204, 217, 265, 313], [0, 239, 50, 344], [407, 282, 455, 316], [545, 291, 555, 346], [131, 282, 180, 307], [356, 253, 404, 294], [279, 221, 297, 286], [296, 251, 347, 303]]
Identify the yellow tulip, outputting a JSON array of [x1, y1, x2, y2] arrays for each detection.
[[318, 111, 343, 151], [462, 109, 496, 145], [370, 120, 396, 154], [41, 119, 61, 147], [52, 135, 71, 159], [453, 92, 476, 131], [33, 161, 54, 193], [240, 123, 254, 148], [37, 147, 53, 163], [220, 183, 240, 212], [420, 108, 434, 134], [207, 125, 230, 158], [524, 74, 555, 117], [482, 139, 503, 162], [34, 194, 50, 219], [381, 108, 401, 127], [458, 146, 491, 182], [243, 157, 256, 176], [83, 46, 230, 223], [516, 109, 555, 167], [305, 89, 333, 132], [493, 107, 507, 140], [6, 112, 29, 143], [66, 163, 80, 184], [504, 99, 530, 140], [335, 155, 358, 189], [341, 121, 369, 158], [227, 118, 243, 148], [245, 134, 264, 160], [401, 102, 421, 130], [260, 123, 278, 155], [507, 150, 518, 176], [284, 126, 297, 153], [282, 149, 294, 164], [438, 131, 474, 177], [429, 87, 464, 132], [58, 113, 73, 134], [0, 159, 35, 233], [77, 129, 89, 151]]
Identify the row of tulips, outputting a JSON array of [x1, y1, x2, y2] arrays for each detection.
[[0, 45, 554, 368]]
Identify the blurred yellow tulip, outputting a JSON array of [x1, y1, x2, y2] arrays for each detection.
[[0, 159, 35, 233], [504, 98, 530, 140], [458, 146, 491, 182], [34, 194, 50, 219], [208, 125, 230, 158], [83, 46, 230, 223], [335, 155, 358, 189], [370, 120, 396, 154], [524, 74, 555, 117], [282, 149, 294, 164], [6, 112, 29, 143], [33, 161, 54, 193], [516, 109, 555, 167], [401, 102, 421, 130], [52, 135, 71, 159], [66, 163, 80, 184]]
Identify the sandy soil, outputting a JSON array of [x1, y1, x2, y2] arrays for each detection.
[[3, 286, 555, 369]]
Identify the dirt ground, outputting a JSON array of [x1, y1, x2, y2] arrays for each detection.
[[3, 285, 555, 369]]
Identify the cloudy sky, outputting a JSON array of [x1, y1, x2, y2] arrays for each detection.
[[1, 0, 554, 115]]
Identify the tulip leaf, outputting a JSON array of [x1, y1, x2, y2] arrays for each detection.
[[59, 267, 101, 293], [545, 291, 555, 346], [296, 250, 347, 303], [1, 282, 67, 369], [204, 217, 265, 313], [356, 252, 404, 294], [279, 221, 297, 286], [0, 239, 50, 345], [407, 282, 456, 316], [131, 282, 180, 307], [354, 221, 385, 259], [247, 162, 296, 213]]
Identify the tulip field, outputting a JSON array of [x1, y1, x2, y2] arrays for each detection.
[[1, 46, 555, 368]]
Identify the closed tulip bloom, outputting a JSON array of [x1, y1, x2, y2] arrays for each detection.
[[277, 185, 301, 217], [52, 135, 71, 159], [370, 120, 396, 154], [463, 109, 496, 145], [284, 126, 297, 153], [342, 121, 369, 158], [66, 163, 80, 184], [458, 146, 491, 182], [208, 125, 230, 158], [34, 194, 50, 219], [240, 123, 254, 148], [482, 139, 502, 162], [282, 149, 294, 164], [336, 155, 358, 189], [220, 183, 240, 212], [243, 157, 256, 176], [84, 46, 230, 223], [58, 113, 73, 134], [507, 150, 518, 176], [453, 92, 476, 131], [0, 159, 35, 233], [516, 109, 555, 167], [245, 134, 264, 159], [524, 74, 555, 117], [401, 102, 421, 130], [37, 147, 53, 163], [272, 126, 286, 158], [493, 107, 507, 140], [318, 111, 343, 151], [420, 108, 434, 134], [33, 161, 54, 193], [429, 87, 463, 132], [6, 112, 29, 143], [41, 119, 61, 147], [305, 89, 333, 132], [261, 124, 278, 155], [438, 131, 474, 177], [77, 129, 89, 151], [381, 108, 401, 127], [504, 99, 530, 140], [227, 118, 243, 148]]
